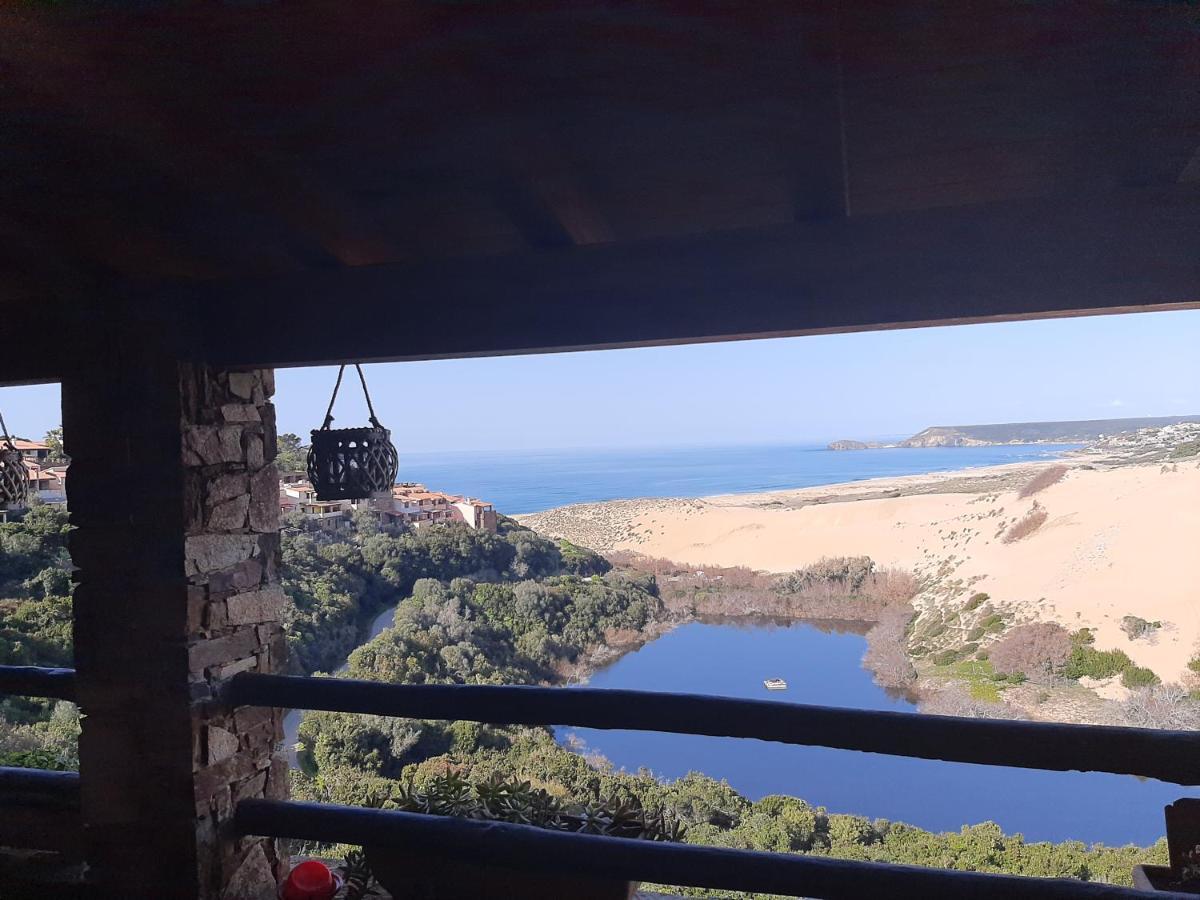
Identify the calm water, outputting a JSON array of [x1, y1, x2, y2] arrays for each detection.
[[398, 443, 1082, 515], [559, 622, 1198, 845]]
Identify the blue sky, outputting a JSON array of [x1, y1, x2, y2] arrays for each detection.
[[2, 309, 1198, 452]]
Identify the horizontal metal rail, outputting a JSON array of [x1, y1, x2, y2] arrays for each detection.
[[0, 665, 77, 702], [235, 798, 1183, 899], [230, 673, 1200, 784]]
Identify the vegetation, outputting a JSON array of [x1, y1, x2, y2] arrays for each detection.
[[1017, 465, 1067, 499], [280, 515, 610, 675], [1120, 616, 1162, 640], [1169, 440, 1200, 460], [275, 432, 308, 473], [1002, 504, 1048, 543], [988, 623, 1072, 683], [294, 729, 1168, 893], [0, 500, 1184, 887], [963, 592, 989, 612], [931, 658, 1023, 703], [0, 505, 74, 735], [384, 770, 684, 841], [1120, 666, 1160, 689]]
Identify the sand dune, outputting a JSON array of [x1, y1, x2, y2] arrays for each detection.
[[520, 460, 1200, 683]]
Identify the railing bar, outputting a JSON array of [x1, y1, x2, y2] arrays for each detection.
[[230, 673, 1200, 785], [0, 767, 81, 809], [0, 665, 77, 702], [236, 798, 1182, 899]]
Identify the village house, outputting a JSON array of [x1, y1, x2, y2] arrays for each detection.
[[12, 438, 52, 463], [278, 481, 353, 529], [25, 461, 68, 505], [381, 483, 497, 532], [277, 479, 497, 533]]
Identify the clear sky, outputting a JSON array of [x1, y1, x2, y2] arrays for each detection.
[[2, 309, 1198, 452]]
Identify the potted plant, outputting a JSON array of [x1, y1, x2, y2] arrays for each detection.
[[1134, 800, 1200, 894], [363, 772, 685, 899]]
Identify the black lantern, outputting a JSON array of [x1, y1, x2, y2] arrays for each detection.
[[0, 410, 29, 510], [307, 364, 399, 501]]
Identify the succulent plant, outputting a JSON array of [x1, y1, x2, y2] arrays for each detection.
[[380, 773, 684, 843]]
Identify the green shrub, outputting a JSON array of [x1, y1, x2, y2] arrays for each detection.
[[966, 626, 986, 642], [1169, 440, 1200, 459], [1121, 666, 1160, 689], [931, 649, 961, 666], [1189, 655, 1200, 675], [1064, 645, 1133, 680], [963, 592, 989, 612], [924, 622, 947, 639], [960, 642, 979, 656], [1070, 628, 1095, 647]]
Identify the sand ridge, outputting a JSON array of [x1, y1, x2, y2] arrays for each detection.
[[520, 460, 1200, 684]]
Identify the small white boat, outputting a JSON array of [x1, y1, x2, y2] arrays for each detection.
[[763, 678, 788, 691]]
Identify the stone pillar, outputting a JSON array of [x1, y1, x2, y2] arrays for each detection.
[[64, 352, 286, 900], [183, 364, 288, 900]]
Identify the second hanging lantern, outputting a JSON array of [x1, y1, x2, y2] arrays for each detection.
[[0, 409, 29, 511], [307, 364, 399, 501]]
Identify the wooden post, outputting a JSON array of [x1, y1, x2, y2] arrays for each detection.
[[63, 345, 286, 899]]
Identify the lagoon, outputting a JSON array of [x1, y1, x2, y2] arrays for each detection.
[[559, 620, 1196, 845]]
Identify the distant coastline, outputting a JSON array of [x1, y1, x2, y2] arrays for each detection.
[[828, 413, 1200, 450]]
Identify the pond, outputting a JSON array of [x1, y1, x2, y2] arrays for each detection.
[[557, 620, 1196, 845]]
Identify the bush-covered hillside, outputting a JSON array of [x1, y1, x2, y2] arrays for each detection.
[[281, 514, 610, 674], [294, 728, 1167, 893], [0, 504, 78, 768]]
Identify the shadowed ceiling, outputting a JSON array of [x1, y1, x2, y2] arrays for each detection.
[[1, 1, 1198, 373]]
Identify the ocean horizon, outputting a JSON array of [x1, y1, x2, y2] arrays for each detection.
[[395, 442, 1083, 516]]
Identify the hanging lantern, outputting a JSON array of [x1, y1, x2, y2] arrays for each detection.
[[0, 410, 29, 510], [307, 364, 398, 501]]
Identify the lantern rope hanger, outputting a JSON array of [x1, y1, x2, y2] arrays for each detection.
[[0, 408, 30, 511], [307, 364, 399, 502]]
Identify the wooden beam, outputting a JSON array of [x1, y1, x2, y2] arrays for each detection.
[[231, 674, 1200, 784], [181, 184, 1200, 369], [237, 800, 1187, 900]]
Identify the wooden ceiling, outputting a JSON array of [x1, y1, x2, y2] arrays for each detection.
[[1, 1, 1198, 376]]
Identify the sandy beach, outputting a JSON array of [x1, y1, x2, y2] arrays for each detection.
[[520, 458, 1200, 684]]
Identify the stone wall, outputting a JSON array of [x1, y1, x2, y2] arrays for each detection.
[[182, 366, 286, 900], [64, 357, 286, 900]]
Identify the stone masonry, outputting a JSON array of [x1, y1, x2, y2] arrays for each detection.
[[183, 366, 287, 900], [64, 355, 286, 900]]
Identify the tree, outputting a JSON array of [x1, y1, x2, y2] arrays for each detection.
[[43, 426, 67, 463], [989, 623, 1073, 682], [276, 432, 307, 473]]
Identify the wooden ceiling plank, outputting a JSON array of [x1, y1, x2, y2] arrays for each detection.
[[154, 184, 1200, 372]]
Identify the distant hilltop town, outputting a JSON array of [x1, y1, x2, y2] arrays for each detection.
[[279, 475, 497, 533], [5, 435, 497, 534], [829, 414, 1200, 450]]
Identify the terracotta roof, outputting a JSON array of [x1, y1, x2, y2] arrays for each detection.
[[12, 439, 50, 450]]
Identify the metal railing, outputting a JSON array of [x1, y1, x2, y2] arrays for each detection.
[[4, 663, 1197, 898]]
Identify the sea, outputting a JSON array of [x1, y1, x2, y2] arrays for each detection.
[[395, 442, 1083, 515]]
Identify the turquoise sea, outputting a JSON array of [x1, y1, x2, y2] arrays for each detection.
[[395, 442, 1083, 515]]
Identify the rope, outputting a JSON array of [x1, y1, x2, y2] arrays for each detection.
[[0, 409, 14, 450], [319, 364, 383, 430], [354, 364, 383, 428]]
